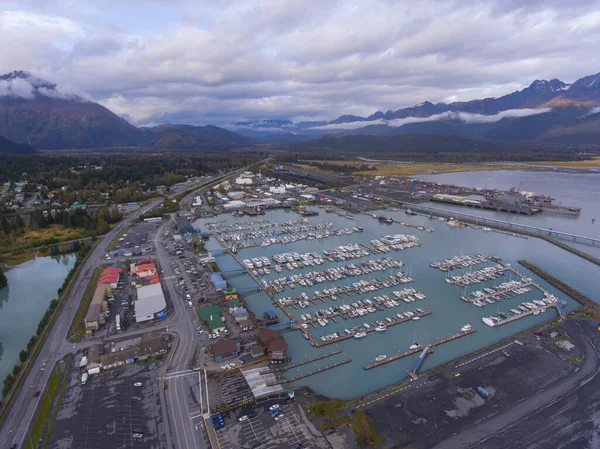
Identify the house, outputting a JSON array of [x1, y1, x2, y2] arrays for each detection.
[[209, 338, 240, 362], [257, 329, 288, 362]]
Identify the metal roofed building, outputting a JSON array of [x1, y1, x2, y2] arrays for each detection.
[[135, 283, 168, 323]]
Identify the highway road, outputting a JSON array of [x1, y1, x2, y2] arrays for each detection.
[[0, 198, 163, 449], [0, 168, 242, 449]]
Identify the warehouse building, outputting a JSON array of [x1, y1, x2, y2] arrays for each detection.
[[135, 283, 168, 323], [84, 283, 110, 332]]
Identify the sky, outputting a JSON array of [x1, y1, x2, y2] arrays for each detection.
[[0, 0, 599, 127]]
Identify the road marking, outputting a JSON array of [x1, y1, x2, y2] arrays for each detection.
[[356, 385, 411, 408], [455, 342, 515, 368]]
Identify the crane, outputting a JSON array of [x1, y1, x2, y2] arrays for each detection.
[[515, 179, 524, 196]]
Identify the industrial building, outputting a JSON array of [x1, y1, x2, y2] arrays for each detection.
[[135, 283, 168, 323], [209, 338, 240, 362], [84, 283, 110, 332], [87, 332, 170, 372]]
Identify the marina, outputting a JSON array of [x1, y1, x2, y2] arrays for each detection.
[[194, 196, 593, 399]]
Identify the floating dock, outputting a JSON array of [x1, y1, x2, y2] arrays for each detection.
[[303, 309, 433, 348], [363, 326, 476, 370], [269, 350, 343, 372], [266, 358, 352, 386]]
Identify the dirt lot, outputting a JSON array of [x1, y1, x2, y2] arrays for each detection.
[[48, 362, 166, 449], [355, 318, 600, 449]]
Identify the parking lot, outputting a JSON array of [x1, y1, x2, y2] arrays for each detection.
[[49, 363, 166, 449], [206, 369, 254, 412], [220, 400, 329, 449]]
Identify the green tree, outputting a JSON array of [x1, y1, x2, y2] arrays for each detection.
[[0, 266, 7, 289]]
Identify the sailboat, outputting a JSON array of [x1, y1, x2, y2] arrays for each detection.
[[409, 329, 420, 349]]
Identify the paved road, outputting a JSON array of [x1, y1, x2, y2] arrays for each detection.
[[154, 223, 206, 449], [0, 169, 240, 449], [0, 199, 162, 449], [433, 320, 600, 449]]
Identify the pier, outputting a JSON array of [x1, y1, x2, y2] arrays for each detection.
[[402, 202, 600, 245], [302, 309, 433, 348], [363, 326, 477, 370], [269, 350, 343, 372], [486, 302, 559, 327], [266, 358, 352, 386]]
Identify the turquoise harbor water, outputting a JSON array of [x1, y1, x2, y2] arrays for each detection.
[[194, 171, 600, 400], [0, 254, 76, 395]]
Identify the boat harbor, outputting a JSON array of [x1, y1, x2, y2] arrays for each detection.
[[363, 325, 477, 370], [195, 206, 576, 399]]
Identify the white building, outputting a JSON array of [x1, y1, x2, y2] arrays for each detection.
[[135, 283, 168, 323]]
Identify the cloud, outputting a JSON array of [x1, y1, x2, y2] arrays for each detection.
[[0, 77, 36, 98], [310, 108, 553, 130], [0, 1, 599, 125], [0, 74, 90, 100]]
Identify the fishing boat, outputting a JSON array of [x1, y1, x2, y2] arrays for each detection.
[[354, 332, 367, 339], [375, 324, 387, 332], [409, 343, 420, 350], [461, 324, 472, 332], [375, 355, 387, 362]]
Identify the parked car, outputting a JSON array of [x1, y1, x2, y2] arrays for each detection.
[[269, 404, 280, 411], [274, 414, 285, 421], [238, 415, 249, 422], [132, 433, 143, 439], [134, 382, 143, 387]]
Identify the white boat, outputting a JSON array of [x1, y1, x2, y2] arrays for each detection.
[[409, 343, 420, 350], [461, 324, 472, 332], [375, 325, 387, 332], [482, 316, 496, 327], [411, 316, 420, 321], [354, 332, 367, 339], [375, 355, 387, 362]]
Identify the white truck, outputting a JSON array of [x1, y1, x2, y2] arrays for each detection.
[[116, 315, 121, 331]]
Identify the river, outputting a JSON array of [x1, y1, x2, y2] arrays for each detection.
[[0, 254, 76, 396], [194, 182, 600, 399]]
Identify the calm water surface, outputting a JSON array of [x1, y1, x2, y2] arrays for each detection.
[[194, 171, 600, 399], [0, 254, 76, 396]]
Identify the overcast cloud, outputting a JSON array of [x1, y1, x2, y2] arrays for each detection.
[[0, 0, 599, 126]]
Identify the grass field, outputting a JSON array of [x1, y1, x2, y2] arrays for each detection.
[[68, 267, 100, 342], [0, 225, 85, 259], [527, 157, 600, 168], [24, 365, 62, 449], [296, 161, 520, 177]]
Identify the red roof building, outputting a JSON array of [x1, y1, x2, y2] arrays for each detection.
[[97, 267, 122, 287]]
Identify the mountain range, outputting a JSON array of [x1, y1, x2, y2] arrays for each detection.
[[0, 70, 599, 151], [233, 73, 600, 144], [0, 71, 250, 150]]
